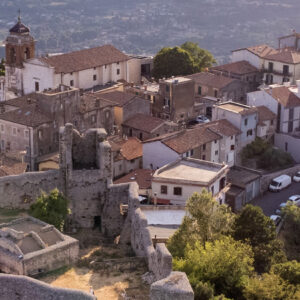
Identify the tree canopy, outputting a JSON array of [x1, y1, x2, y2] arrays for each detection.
[[233, 204, 286, 273], [152, 42, 215, 80], [29, 188, 70, 231], [0, 59, 5, 76]]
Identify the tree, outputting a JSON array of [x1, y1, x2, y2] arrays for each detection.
[[29, 188, 70, 231], [272, 261, 300, 285], [152, 46, 195, 80], [181, 41, 216, 72], [233, 205, 286, 273], [243, 273, 299, 300], [167, 190, 234, 258], [0, 59, 5, 76], [174, 237, 254, 299]]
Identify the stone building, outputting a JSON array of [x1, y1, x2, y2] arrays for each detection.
[[122, 113, 178, 141], [153, 77, 195, 123], [0, 217, 79, 276]]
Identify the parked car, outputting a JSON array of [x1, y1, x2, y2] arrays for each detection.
[[196, 115, 210, 123], [293, 171, 300, 182], [275, 202, 287, 215], [270, 215, 282, 226], [269, 175, 291, 192], [287, 195, 300, 205]]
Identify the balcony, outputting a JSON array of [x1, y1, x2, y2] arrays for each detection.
[[262, 68, 292, 77]]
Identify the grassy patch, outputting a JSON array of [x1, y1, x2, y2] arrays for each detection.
[[35, 265, 71, 279]]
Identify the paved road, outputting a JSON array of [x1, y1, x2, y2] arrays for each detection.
[[251, 182, 300, 216]]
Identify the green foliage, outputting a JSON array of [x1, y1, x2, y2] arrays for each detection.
[[152, 46, 195, 80], [243, 273, 299, 300], [152, 42, 216, 80], [29, 188, 70, 231], [174, 237, 254, 299], [181, 42, 216, 72], [0, 59, 5, 76], [272, 261, 300, 285], [241, 137, 270, 161], [233, 205, 286, 273], [258, 147, 294, 170], [167, 190, 234, 258], [193, 281, 214, 300]]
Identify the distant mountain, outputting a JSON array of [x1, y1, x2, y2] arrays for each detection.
[[0, 0, 300, 63]]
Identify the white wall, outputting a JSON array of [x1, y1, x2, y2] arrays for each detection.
[[143, 141, 180, 169], [274, 132, 300, 163], [210, 139, 220, 163], [247, 90, 278, 115], [23, 60, 55, 94], [231, 50, 262, 69]]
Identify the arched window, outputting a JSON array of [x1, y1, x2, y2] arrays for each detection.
[[24, 48, 30, 60], [10, 48, 16, 63]]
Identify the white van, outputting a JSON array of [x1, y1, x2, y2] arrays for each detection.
[[269, 175, 291, 192]]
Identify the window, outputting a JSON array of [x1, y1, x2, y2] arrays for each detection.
[[12, 127, 17, 136], [161, 185, 168, 194], [246, 76, 249, 82], [117, 62, 119, 65], [211, 185, 214, 195], [139, 132, 143, 140], [268, 62, 273, 72], [230, 135, 233, 140], [38, 130, 43, 140], [247, 129, 253, 136], [91, 115, 96, 123], [174, 187, 182, 196], [285, 142, 288, 152], [166, 85, 170, 92], [24, 48, 30, 60], [35, 81, 39, 92], [244, 118, 248, 126], [215, 150, 218, 156], [1, 140, 4, 150], [70, 72, 73, 75], [105, 65, 107, 69], [117, 69, 120, 75], [190, 149, 194, 156], [0, 125, 4, 132], [130, 159, 135, 163], [271, 120, 274, 125], [214, 89, 218, 97], [129, 129, 133, 136], [202, 155, 206, 160], [283, 65, 289, 75], [93, 74, 97, 81], [203, 144, 206, 150], [93, 67, 96, 70], [230, 144, 235, 151], [214, 140, 217, 144], [70, 80, 74, 86], [198, 86, 202, 95]]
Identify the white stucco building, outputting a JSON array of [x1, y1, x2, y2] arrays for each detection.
[[152, 158, 229, 205]]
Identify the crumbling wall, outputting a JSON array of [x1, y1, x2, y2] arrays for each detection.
[[0, 170, 61, 209], [0, 274, 95, 300], [0, 248, 23, 275]]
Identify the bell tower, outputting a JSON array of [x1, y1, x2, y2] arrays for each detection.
[[5, 11, 35, 97]]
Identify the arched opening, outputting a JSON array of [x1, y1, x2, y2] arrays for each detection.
[[10, 48, 16, 63], [24, 48, 30, 60]]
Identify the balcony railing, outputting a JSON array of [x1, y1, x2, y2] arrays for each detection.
[[262, 68, 292, 77]]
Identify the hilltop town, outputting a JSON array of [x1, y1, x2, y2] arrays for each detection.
[[0, 13, 300, 300]]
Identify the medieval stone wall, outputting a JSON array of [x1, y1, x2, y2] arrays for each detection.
[[0, 170, 61, 209], [0, 274, 95, 300]]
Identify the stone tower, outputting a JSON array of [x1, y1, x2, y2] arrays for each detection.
[[5, 13, 35, 97]]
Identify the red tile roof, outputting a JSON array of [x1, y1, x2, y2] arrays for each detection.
[[232, 44, 277, 58], [264, 49, 300, 64], [0, 104, 52, 127], [41, 45, 129, 74], [114, 169, 154, 189], [186, 72, 236, 89], [266, 86, 300, 108], [256, 106, 277, 124], [96, 91, 143, 107], [204, 119, 241, 136], [122, 113, 165, 133], [108, 136, 142, 160], [211, 60, 259, 75]]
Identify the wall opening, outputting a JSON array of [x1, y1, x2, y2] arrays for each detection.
[[93, 216, 102, 231]]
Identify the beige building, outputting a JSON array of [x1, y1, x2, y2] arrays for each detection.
[[152, 158, 229, 205]]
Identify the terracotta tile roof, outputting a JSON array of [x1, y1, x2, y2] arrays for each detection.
[[3, 94, 37, 108], [0, 104, 52, 127], [264, 49, 300, 64], [204, 119, 241, 136], [80, 93, 113, 113], [122, 113, 165, 133], [266, 86, 300, 108], [114, 169, 154, 189], [96, 91, 142, 107], [256, 106, 277, 125], [108, 136, 142, 160], [40, 44, 129, 74], [232, 44, 277, 58], [211, 60, 259, 75], [162, 127, 222, 154], [186, 72, 236, 89], [0, 154, 27, 177]]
